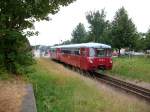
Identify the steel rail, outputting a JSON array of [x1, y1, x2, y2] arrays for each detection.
[[94, 72, 150, 102], [52, 60, 150, 102]]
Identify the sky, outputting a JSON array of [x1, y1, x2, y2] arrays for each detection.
[[28, 0, 150, 46]]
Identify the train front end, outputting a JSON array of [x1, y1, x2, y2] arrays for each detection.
[[87, 45, 112, 71], [94, 48, 112, 70]]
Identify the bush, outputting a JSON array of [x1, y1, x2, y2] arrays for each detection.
[[0, 30, 35, 75]]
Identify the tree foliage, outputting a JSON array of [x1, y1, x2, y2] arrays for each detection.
[[71, 23, 87, 43], [134, 33, 146, 51], [62, 40, 72, 45], [0, 0, 75, 74], [63, 7, 150, 52], [86, 9, 109, 43], [111, 7, 138, 53], [0, 30, 34, 74], [145, 29, 150, 50]]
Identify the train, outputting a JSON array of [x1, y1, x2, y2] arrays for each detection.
[[50, 42, 112, 71]]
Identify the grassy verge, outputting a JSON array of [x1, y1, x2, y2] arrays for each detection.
[[0, 58, 149, 111], [0, 68, 12, 80], [24, 59, 108, 112], [0, 73, 10, 80], [24, 59, 150, 112], [107, 57, 150, 82]]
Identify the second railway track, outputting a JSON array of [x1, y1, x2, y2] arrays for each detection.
[[93, 72, 150, 102]]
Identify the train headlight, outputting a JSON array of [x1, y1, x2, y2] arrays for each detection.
[[110, 60, 112, 64], [88, 57, 93, 63], [89, 59, 93, 63]]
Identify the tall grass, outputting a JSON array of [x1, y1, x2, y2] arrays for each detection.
[[24, 59, 150, 112], [0, 66, 10, 80], [108, 57, 150, 82], [0, 58, 149, 111], [24, 60, 108, 112]]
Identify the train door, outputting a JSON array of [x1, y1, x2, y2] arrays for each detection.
[[56, 48, 61, 60], [80, 48, 88, 70]]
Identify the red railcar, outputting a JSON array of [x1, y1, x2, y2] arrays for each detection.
[[50, 42, 112, 71]]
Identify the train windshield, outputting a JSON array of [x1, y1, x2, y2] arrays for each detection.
[[89, 48, 95, 57], [95, 48, 112, 57]]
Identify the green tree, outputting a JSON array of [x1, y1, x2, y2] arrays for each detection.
[[86, 9, 109, 43], [0, 31, 34, 74], [101, 21, 112, 45], [71, 23, 87, 43], [134, 33, 146, 51], [62, 40, 71, 45], [145, 29, 150, 50], [111, 7, 137, 54], [0, 0, 75, 74]]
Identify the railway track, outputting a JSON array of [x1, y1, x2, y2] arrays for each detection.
[[53, 60, 150, 102], [94, 72, 150, 102]]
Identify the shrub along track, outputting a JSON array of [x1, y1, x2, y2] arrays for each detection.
[[93, 72, 150, 102]]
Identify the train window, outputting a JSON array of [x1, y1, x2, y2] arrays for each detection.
[[96, 48, 112, 57], [64, 50, 71, 54], [74, 48, 80, 55], [89, 48, 95, 57], [50, 49, 55, 52], [61, 48, 80, 55], [61, 48, 72, 54], [70, 48, 75, 54], [69, 48, 80, 55], [96, 49, 105, 57], [106, 49, 112, 57], [74, 50, 79, 55]]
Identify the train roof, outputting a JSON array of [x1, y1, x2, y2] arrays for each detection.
[[51, 42, 111, 49]]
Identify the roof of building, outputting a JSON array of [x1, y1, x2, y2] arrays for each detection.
[[51, 42, 111, 49]]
